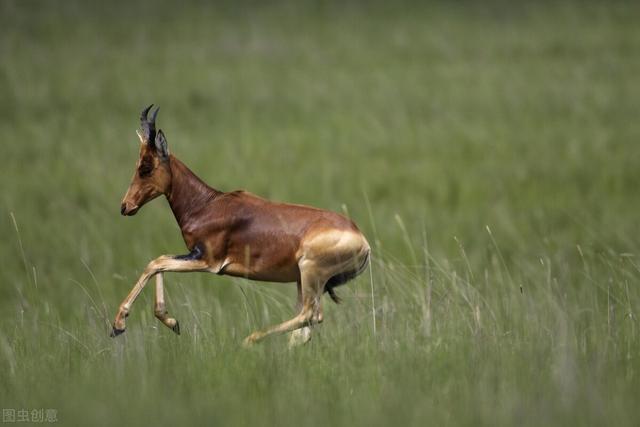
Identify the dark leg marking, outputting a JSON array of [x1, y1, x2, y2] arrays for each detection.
[[174, 243, 204, 261], [110, 326, 125, 337]]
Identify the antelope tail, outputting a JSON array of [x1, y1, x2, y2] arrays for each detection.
[[324, 250, 371, 304]]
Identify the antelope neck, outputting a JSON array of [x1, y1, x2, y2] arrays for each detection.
[[165, 155, 221, 229]]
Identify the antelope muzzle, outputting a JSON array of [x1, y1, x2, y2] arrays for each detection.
[[120, 201, 139, 216]]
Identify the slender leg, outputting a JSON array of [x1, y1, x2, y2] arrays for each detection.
[[244, 264, 324, 347], [288, 280, 326, 347], [295, 280, 302, 312], [111, 255, 208, 337], [288, 280, 311, 347], [154, 273, 180, 335]]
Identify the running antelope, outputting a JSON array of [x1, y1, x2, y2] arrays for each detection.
[[112, 105, 371, 346]]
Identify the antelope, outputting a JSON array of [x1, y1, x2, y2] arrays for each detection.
[[112, 105, 371, 346]]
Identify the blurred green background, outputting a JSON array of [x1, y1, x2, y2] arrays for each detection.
[[1, 1, 639, 426]]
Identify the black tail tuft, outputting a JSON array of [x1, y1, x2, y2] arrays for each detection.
[[323, 250, 371, 304], [326, 286, 342, 304]]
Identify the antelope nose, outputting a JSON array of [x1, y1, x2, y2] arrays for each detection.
[[120, 203, 127, 215]]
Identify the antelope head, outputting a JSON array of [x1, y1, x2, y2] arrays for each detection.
[[120, 104, 171, 216]]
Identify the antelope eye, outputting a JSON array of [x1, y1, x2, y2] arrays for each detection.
[[138, 162, 153, 177]]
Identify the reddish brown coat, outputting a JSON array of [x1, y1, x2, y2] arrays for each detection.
[[113, 106, 370, 346]]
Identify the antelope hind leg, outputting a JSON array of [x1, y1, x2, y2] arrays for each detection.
[[287, 280, 312, 347], [288, 327, 312, 348], [243, 262, 324, 347], [287, 297, 323, 348]]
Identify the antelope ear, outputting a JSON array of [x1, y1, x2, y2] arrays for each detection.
[[155, 129, 169, 159]]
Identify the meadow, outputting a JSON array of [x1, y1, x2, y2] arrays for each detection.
[[1, 1, 639, 425]]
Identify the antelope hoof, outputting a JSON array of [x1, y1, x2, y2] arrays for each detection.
[[288, 326, 312, 348], [110, 326, 126, 338], [172, 321, 181, 335]]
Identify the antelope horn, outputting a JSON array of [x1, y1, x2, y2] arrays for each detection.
[[138, 104, 158, 143], [140, 104, 153, 123], [150, 106, 159, 125]]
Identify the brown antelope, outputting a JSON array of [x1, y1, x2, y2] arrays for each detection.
[[112, 105, 371, 346]]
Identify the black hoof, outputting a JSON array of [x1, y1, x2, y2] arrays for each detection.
[[110, 326, 125, 338], [172, 321, 181, 335]]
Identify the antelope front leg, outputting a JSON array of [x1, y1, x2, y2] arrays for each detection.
[[111, 255, 208, 337], [154, 273, 180, 335]]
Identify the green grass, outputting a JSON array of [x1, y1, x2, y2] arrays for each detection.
[[1, 1, 640, 425]]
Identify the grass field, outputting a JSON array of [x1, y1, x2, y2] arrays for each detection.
[[1, 1, 640, 425]]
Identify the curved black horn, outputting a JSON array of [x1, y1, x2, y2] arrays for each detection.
[[138, 104, 158, 143], [150, 106, 159, 125], [140, 104, 153, 123]]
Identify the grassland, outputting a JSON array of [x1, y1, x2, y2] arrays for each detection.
[[1, 1, 640, 425]]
